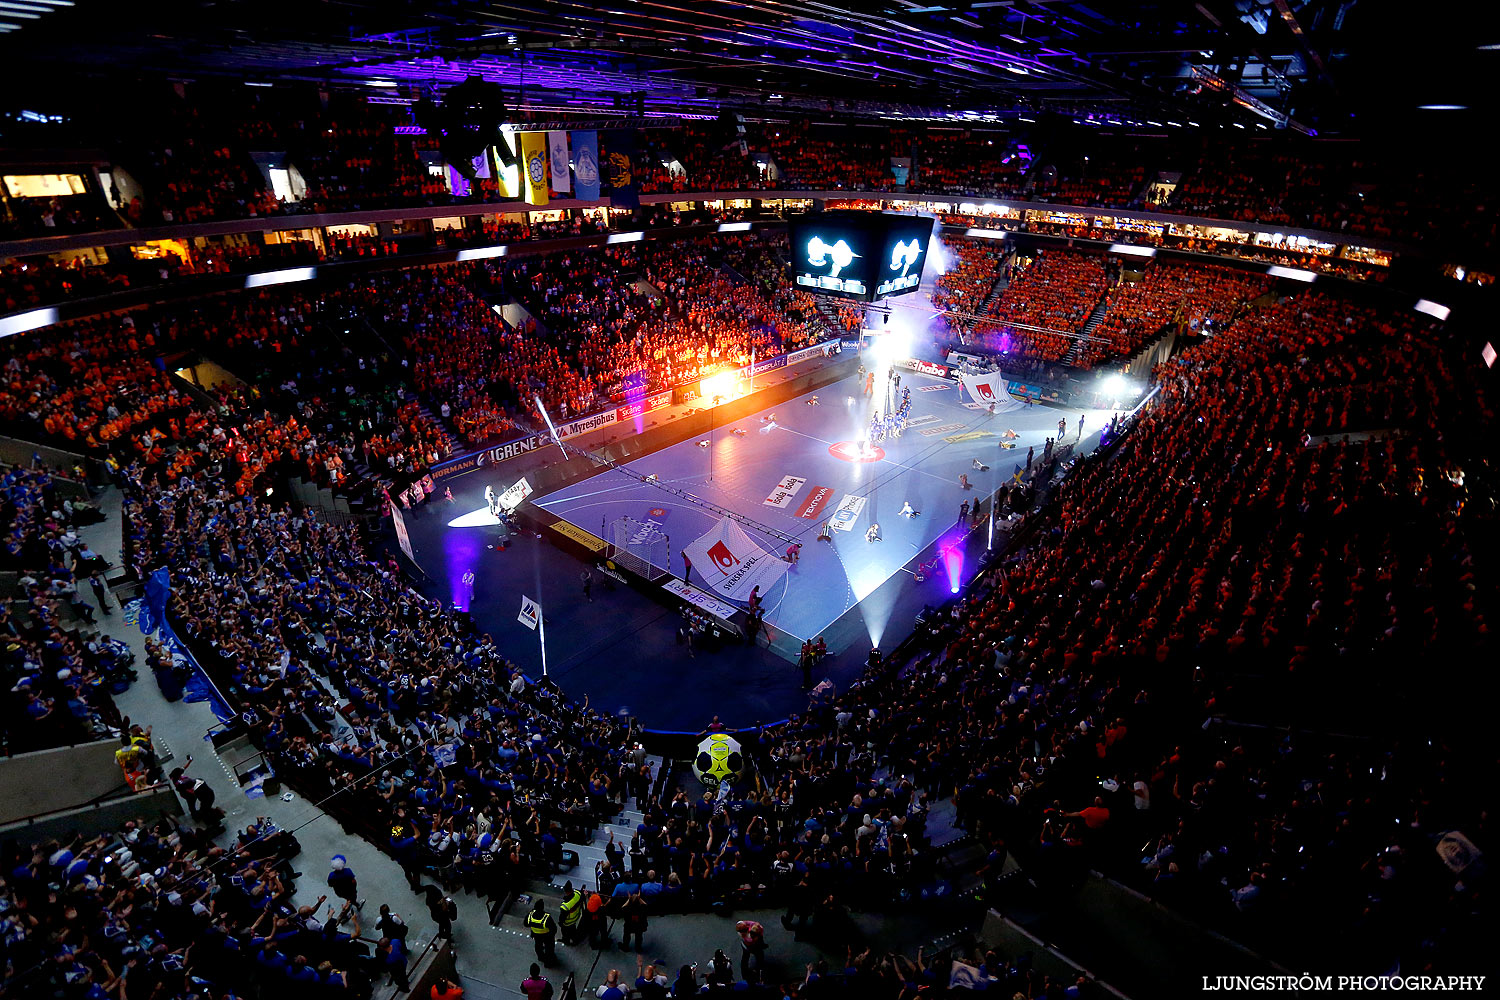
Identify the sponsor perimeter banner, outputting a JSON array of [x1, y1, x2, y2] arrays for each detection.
[[739, 353, 788, 379], [518, 596, 541, 630], [547, 131, 571, 193], [828, 494, 868, 532], [796, 485, 835, 519], [430, 339, 839, 481], [763, 475, 808, 508], [390, 497, 415, 562], [787, 338, 841, 364], [683, 517, 789, 602], [896, 357, 953, 379], [661, 578, 741, 623], [430, 433, 549, 480], [616, 388, 674, 424], [552, 520, 607, 553], [558, 409, 618, 439]]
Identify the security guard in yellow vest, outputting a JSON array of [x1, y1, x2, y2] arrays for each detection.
[[526, 898, 557, 962], [558, 881, 585, 944]]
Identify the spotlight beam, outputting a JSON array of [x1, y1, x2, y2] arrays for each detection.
[[534, 394, 568, 461]]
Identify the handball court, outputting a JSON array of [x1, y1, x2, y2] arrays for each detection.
[[543, 373, 1073, 622], [398, 368, 1082, 728]]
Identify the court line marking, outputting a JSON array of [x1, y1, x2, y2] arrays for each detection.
[[530, 376, 1026, 634], [775, 424, 973, 487], [535, 476, 643, 507]]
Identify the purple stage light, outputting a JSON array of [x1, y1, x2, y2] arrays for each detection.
[[445, 524, 484, 611], [941, 538, 964, 595]]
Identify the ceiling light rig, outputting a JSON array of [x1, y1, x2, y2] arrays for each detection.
[[414, 75, 516, 179]]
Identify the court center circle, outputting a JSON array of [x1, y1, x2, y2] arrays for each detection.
[[829, 440, 886, 463]]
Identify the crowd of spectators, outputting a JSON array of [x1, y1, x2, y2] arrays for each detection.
[[2, 101, 1497, 258], [911, 132, 1028, 198], [1, 463, 133, 751], [638, 127, 770, 195], [937, 248, 1109, 363], [984, 251, 1109, 335], [1, 256, 131, 313], [884, 291, 1486, 970], [0, 190, 122, 239], [934, 244, 1286, 372], [93, 280, 1488, 981], [1074, 260, 1271, 368], [0, 231, 846, 497], [764, 123, 903, 192], [398, 235, 837, 439], [0, 210, 1487, 995], [0, 801, 417, 1000], [930, 236, 1007, 316], [1162, 151, 1299, 225], [0, 287, 456, 496], [1032, 147, 1150, 210]]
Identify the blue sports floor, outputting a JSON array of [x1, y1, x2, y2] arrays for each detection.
[[536, 369, 1079, 645]]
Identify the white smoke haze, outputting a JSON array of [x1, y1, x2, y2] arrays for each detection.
[[915, 209, 953, 277]]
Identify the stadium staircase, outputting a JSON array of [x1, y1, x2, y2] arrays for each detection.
[[814, 299, 846, 335], [718, 261, 753, 287], [545, 753, 671, 894], [1061, 295, 1111, 366], [978, 265, 1011, 313], [412, 399, 459, 456]]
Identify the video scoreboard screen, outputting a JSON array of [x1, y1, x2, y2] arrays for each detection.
[[786, 211, 935, 303]]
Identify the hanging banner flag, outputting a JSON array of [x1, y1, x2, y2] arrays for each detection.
[[390, 500, 415, 562], [446, 165, 471, 199], [682, 518, 790, 602], [959, 370, 1019, 408], [495, 132, 521, 199], [547, 131, 571, 193], [139, 566, 171, 635], [518, 595, 541, 630], [572, 130, 600, 201], [605, 130, 638, 208], [520, 131, 549, 206]]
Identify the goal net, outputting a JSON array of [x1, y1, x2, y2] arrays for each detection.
[[607, 515, 672, 582]]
